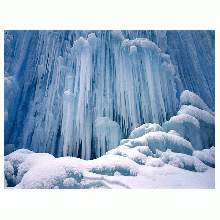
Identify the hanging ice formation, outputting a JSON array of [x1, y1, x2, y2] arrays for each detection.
[[4, 30, 215, 160]]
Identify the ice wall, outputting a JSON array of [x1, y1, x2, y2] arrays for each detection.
[[4, 30, 215, 159], [166, 30, 215, 110], [122, 30, 215, 110]]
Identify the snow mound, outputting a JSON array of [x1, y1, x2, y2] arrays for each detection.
[[193, 147, 215, 168], [124, 131, 194, 155], [4, 149, 34, 175], [178, 105, 215, 125], [15, 153, 55, 185], [157, 149, 208, 172], [180, 90, 214, 115], [128, 123, 164, 139], [86, 154, 139, 176], [145, 157, 164, 167], [162, 114, 202, 150], [16, 156, 85, 189], [106, 145, 149, 165]]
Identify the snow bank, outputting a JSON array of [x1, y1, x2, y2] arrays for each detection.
[[86, 154, 139, 176], [157, 149, 208, 172], [4, 143, 214, 189], [16, 156, 85, 189], [15, 153, 55, 185], [193, 147, 215, 168]]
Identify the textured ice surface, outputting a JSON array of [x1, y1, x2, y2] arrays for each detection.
[[94, 117, 124, 158], [4, 30, 180, 159], [162, 114, 202, 150], [4, 30, 215, 160], [177, 105, 215, 149], [166, 31, 215, 110]]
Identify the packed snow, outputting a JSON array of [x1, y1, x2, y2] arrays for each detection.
[[4, 144, 215, 189]]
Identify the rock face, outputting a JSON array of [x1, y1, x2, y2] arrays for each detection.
[[4, 30, 215, 159]]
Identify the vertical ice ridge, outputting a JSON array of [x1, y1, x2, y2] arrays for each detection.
[[4, 30, 214, 159]]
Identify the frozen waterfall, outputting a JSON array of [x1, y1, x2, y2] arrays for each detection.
[[4, 30, 215, 160]]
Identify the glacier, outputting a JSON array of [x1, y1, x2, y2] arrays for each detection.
[[4, 30, 215, 161]]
